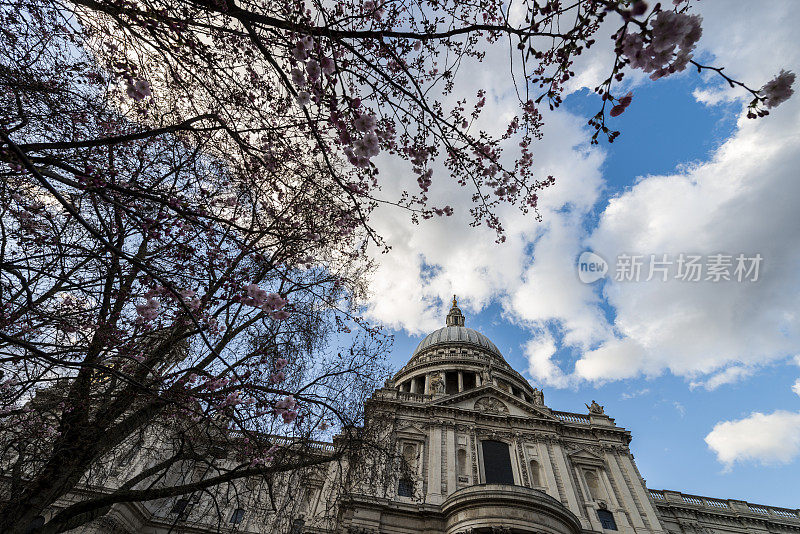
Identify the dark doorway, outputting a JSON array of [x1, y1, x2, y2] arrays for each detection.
[[481, 440, 514, 485]]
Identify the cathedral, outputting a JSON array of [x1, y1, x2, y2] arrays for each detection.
[[69, 299, 798, 534]]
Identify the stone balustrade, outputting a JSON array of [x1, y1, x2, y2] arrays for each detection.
[[551, 411, 591, 424], [648, 489, 800, 522]]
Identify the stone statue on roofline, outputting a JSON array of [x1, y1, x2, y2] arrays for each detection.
[[586, 400, 605, 415]]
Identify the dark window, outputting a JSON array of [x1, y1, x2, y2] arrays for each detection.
[[170, 498, 190, 521], [597, 509, 618, 530], [290, 518, 305, 534], [481, 440, 514, 485], [445, 372, 459, 394], [463, 372, 476, 390], [413, 376, 425, 393], [170, 498, 189, 515], [230, 508, 245, 524], [398, 477, 414, 496]]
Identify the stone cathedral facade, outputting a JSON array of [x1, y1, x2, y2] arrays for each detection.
[[67, 300, 799, 534]]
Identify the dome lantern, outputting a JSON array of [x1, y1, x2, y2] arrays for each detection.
[[446, 295, 466, 327]]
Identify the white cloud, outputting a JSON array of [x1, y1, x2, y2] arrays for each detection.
[[689, 366, 754, 391], [579, 88, 800, 382], [793, 379, 800, 397], [362, 0, 800, 392], [534, 0, 800, 385], [705, 411, 800, 468], [620, 388, 650, 400]]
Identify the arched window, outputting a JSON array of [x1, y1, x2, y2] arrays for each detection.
[[399, 443, 417, 497], [481, 440, 514, 485], [584, 470, 602, 500], [529, 459, 541, 487], [402, 444, 416, 471], [457, 448, 467, 476]]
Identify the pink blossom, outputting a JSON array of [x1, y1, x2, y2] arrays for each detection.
[[269, 370, 286, 384], [353, 132, 380, 158], [135, 297, 160, 321], [263, 292, 287, 310], [270, 309, 290, 320], [417, 169, 432, 192], [610, 92, 633, 117], [282, 410, 297, 423], [363, 0, 385, 19], [305, 59, 320, 81], [290, 43, 308, 61], [296, 91, 311, 107], [179, 289, 201, 310], [243, 283, 268, 307], [206, 377, 230, 391], [343, 147, 369, 168], [219, 391, 244, 409], [275, 395, 295, 411], [290, 68, 305, 87], [619, 11, 702, 79], [320, 57, 335, 75], [761, 70, 795, 108], [353, 113, 377, 133], [125, 79, 151, 101], [275, 357, 289, 369]]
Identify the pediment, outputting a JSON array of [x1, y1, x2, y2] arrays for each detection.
[[431, 385, 559, 421], [568, 447, 605, 467], [396, 424, 426, 439]]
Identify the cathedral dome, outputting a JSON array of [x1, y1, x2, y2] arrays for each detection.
[[410, 296, 501, 358], [394, 296, 535, 402], [412, 325, 501, 358]]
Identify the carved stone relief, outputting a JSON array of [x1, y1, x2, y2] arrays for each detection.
[[474, 396, 509, 414]]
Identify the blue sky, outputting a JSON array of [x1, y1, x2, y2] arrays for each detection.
[[363, 1, 800, 510]]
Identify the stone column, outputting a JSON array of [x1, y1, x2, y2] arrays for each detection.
[[446, 426, 457, 496], [538, 442, 561, 501], [618, 453, 663, 530], [457, 372, 464, 392], [605, 452, 646, 530], [427, 425, 443, 504], [424, 374, 430, 394], [550, 442, 582, 518], [410, 378, 418, 394]]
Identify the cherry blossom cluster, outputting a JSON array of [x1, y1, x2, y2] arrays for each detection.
[[125, 79, 151, 101], [617, 9, 702, 81], [269, 357, 289, 385], [273, 395, 297, 424], [345, 111, 380, 168], [760, 70, 795, 109], [242, 284, 290, 320], [610, 92, 633, 117]]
